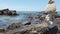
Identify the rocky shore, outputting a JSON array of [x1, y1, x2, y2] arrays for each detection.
[[0, 11, 60, 34]]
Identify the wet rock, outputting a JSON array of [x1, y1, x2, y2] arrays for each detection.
[[0, 28, 5, 33], [7, 23, 20, 30], [22, 21, 31, 25]]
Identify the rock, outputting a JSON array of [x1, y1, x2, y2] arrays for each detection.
[[53, 14, 60, 18], [13, 29, 31, 34], [8, 10, 17, 16], [7, 23, 20, 30], [58, 26, 60, 33], [44, 0, 56, 14], [3, 11, 8, 15], [56, 18, 60, 33], [0, 28, 5, 33], [12, 23, 48, 34], [34, 14, 41, 19], [11, 11, 17, 15], [0, 11, 3, 15], [13, 32, 21, 34], [28, 14, 33, 19], [13, 30, 38, 34], [0, 8, 18, 16], [6, 23, 58, 34], [40, 11, 48, 14], [22, 21, 31, 25], [2, 9, 9, 15], [8, 11, 12, 15], [30, 30, 38, 34]]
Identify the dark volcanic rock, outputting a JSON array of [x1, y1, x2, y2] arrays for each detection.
[[0, 8, 18, 16]]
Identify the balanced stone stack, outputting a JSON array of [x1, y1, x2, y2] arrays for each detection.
[[42, 0, 58, 34]]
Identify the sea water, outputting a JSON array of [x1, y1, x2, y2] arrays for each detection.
[[0, 11, 60, 28]]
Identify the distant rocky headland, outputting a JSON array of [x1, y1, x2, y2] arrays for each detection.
[[0, 8, 18, 16]]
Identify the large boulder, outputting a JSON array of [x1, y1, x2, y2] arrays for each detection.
[[7, 23, 20, 30]]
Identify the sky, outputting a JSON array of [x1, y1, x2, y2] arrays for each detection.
[[0, 0, 60, 11]]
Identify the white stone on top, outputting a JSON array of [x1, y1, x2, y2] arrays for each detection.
[[44, 0, 56, 13]]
